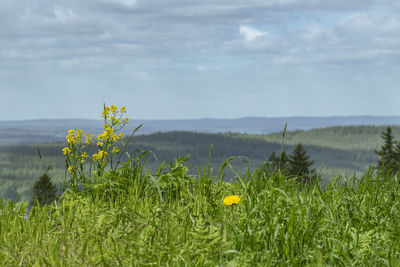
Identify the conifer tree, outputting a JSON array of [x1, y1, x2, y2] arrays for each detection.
[[375, 127, 398, 173], [32, 173, 57, 206], [394, 142, 400, 171], [288, 143, 315, 184], [268, 151, 289, 172]]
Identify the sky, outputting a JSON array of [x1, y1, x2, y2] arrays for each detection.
[[1, 0, 400, 120]]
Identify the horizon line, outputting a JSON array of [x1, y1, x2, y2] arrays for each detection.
[[1, 114, 400, 122]]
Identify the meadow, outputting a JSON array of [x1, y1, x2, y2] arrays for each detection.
[[1, 105, 400, 265], [1, 152, 400, 265]]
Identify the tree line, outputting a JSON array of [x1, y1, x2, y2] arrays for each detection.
[[374, 126, 400, 174], [267, 143, 316, 184], [31, 127, 396, 205]]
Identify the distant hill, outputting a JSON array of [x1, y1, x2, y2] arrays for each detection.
[[1, 116, 400, 145], [244, 125, 400, 151], [0, 126, 391, 201]]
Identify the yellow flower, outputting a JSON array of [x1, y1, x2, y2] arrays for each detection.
[[81, 152, 88, 160], [92, 150, 108, 163], [112, 134, 120, 142], [110, 105, 118, 112], [92, 153, 99, 162], [85, 133, 93, 144], [112, 146, 119, 154], [102, 106, 110, 118], [223, 195, 241, 206], [98, 150, 107, 159], [98, 127, 114, 141], [62, 147, 71, 155], [67, 166, 73, 172], [66, 128, 84, 144], [97, 142, 103, 147], [66, 131, 75, 143], [93, 170, 97, 175]]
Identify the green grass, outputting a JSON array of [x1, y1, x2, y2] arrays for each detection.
[[2, 155, 400, 265]]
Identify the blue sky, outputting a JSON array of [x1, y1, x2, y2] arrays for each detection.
[[1, 0, 400, 120]]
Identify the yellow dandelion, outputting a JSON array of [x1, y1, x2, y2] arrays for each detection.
[[223, 195, 241, 206]]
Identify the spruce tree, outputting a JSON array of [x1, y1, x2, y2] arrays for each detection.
[[268, 151, 289, 172], [375, 127, 398, 173], [288, 143, 315, 184], [32, 173, 57, 206], [394, 142, 400, 171]]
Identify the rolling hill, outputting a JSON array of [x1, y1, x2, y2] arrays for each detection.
[[0, 115, 400, 146], [0, 125, 390, 201]]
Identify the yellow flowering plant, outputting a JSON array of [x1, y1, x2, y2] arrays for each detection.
[[62, 104, 134, 188], [63, 128, 94, 182], [223, 195, 241, 206]]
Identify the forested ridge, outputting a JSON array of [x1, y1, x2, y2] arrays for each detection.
[[248, 125, 400, 150], [0, 128, 380, 201]]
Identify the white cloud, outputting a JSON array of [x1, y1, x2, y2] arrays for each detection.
[[301, 24, 328, 41], [239, 25, 267, 42], [2, 1, 400, 77], [52, 6, 77, 23], [336, 13, 374, 32], [102, 0, 137, 8], [135, 71, 149, 79], [336, 12, 400, 35], [57, 56, 114, 69], [19, 6, 78, 25]]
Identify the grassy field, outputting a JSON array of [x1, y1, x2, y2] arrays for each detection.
[[2, 106, 400, 265], [2, 153, 400, 265]]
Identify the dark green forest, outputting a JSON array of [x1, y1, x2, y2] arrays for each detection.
[[0, 128, 381, 201]]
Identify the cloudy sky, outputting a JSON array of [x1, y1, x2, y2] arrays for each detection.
[[1, 0, 400, 120]]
